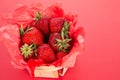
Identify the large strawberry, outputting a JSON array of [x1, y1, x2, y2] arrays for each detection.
[[50, 17, 65, 33], [37, 44, 56, 63], [20, 26, 44, 46], [35, 17, 50, 35], [48, 33, 61, 52]]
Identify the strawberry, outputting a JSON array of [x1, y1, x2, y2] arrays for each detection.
[[50, 17, 65, 33], [20, 44, 35, 60], [35, 17, 50, 35], [48, 33, 61, 52], [48, 21, 72, 52], [54, 21, 72, 52], [21, 27, 44, 46], [57, 51, 67, 59], [37, 44, 56, 63], [31, 12, 50, 35]]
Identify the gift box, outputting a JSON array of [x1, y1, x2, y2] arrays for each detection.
[[0, 2, 84, 78]]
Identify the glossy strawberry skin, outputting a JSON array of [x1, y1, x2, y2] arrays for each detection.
[[22, 27, 44, 46], [37, 44, 56, 63], [35, 17, 50, 35], [50, 17, 65, 33], [25, 52, 35, 61], [57, 51, 67, 59], [48, 33, 61, 52]]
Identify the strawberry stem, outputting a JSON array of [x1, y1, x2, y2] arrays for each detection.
[[61, 29, 64, 39], [61, 21, 70, 39], [32, 43, 38, 57]]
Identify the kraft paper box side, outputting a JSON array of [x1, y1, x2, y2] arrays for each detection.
[[34, 66, 63, 78]]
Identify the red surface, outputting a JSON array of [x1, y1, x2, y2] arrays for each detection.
[[0, 0, 120, 80]]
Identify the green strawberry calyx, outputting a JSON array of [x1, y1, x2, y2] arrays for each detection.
[[20, 43, 38, 59], [55, 21, 72, 52], [20, 25, 33, 36], [20, 44, 33, 58], [55, 38, 71, 52], [34, 12, 42, 21]]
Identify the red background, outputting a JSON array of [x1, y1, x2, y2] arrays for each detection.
[[0, 0, 120, 80]]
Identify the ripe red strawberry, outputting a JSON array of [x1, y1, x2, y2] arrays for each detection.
[[37, 44, 56, 63], [48, 33, 61, 52], [57, 51, 67, 59], [50, 17, 65, 33], [21, 27, 44, 46], [35, 17, 50, 35], [20, 44, 35, 60]]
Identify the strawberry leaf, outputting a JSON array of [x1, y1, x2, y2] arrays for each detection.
[[20, 25, 24, 36], [55, 38, 71, 52], [24, 27, 33, 33], [34, 12, 42, 21], [20, 25, 33, 36]]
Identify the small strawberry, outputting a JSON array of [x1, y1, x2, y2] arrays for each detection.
[[37, 44, 56, 63], [57, 51, 67, 59], [35, 17, 50, 35], [20, 26, 44, 46], [20, 44, 35, 60], [32, 12, 50, 35], [50, 17, 65, 33], [48, 33, 61, 52]]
